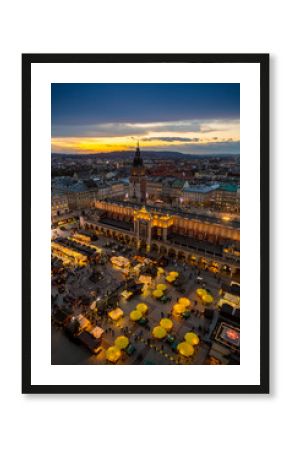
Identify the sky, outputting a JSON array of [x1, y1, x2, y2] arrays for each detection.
[[51, 83, 240, 155]]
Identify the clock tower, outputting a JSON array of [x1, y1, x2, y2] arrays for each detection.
[[129, 142, 147, 203]]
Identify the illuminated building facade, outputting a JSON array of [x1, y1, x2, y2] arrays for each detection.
[[52, 180, 127, 213], [92, 200, 239, 244], [51, 237, 100, 266], [83, 199, 240, 277], [133, 205, 174, 251], [211, 185, 240, 212], [51, 194, 70, 219], [181, 184, 220, 205]]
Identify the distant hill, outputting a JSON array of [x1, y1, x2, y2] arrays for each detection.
[[51, 151, 238, 160]]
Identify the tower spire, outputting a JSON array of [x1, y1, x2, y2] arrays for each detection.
[[133, 140, 142, 164], [129, 139, 147, 203]]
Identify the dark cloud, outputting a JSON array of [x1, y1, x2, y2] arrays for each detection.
[[141, 141, 240, 155], [52, 123, 149, 138], [51, 121, 201, 138], [52, 119, 240, 139], [213, 138, 234, 144], [199, 125, 228, 133]]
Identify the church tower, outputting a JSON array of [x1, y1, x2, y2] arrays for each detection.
[[129, 142, 147, 203]]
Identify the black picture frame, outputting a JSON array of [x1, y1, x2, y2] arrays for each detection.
[[22, 53, 269, 394]]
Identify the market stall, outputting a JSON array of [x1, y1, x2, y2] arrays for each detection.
[[108, 307, 124, 321]]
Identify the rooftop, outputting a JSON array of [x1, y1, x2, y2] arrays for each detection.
[[52, 177, 127, 194], [96, 199, 240, 229], [183, 184, 220, 193], [218, 184, 239, 193]]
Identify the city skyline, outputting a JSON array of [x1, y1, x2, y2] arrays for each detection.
[[51, 145, 240, 366], [51, 83, 240, 155]]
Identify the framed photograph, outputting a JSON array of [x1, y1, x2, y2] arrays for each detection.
[[22, 53, 269, 394]]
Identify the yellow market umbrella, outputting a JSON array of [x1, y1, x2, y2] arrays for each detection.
[[153, 289, 163, 298], [114, 335, 129, 350], [160, 318, 173, 332], [136, 303, 148, 315], [130, 309, 142, 321], [152, 326, 167, 339], [177, 341, 194, 357], [202, 294, 214, 304], [196, 288, 207, 298], [169, 271, 179, 277], [106, 346, 122, 363], [172, 303, 186, 316], [157, 283, 167, 291], [178, 297, 191, 308], [166, 275, 175, 283], [184, 332, 200, 346]]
